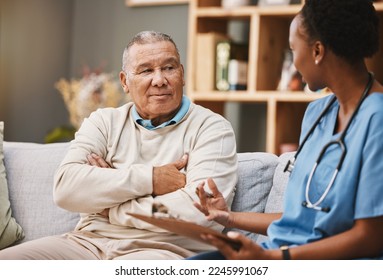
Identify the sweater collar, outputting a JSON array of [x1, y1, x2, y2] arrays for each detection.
[[132, 95, 190, 130]]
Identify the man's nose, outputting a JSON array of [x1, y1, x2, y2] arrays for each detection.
[[151, 70, 168, 87]]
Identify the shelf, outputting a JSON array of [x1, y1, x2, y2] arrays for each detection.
[[187, 1, 383, 154], [257, 4, 302, 15], [190, 91, 328, 103], [194, 4, 302, 18], [195, 2, 383, 15], [195, 7, 258, 17], [375, 2, 383, 11]]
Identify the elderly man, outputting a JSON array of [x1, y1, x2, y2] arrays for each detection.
[[0, 31, 238, 260]]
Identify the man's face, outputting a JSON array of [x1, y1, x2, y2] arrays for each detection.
[[120, 41, 185, 126]]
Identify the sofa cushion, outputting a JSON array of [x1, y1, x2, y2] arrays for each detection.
[[264, 152, 293, 213], [226, 152, 278, 241], [0, 122, 24, 249], [3, 141, 80, 243], [256, 151, 294, 244]]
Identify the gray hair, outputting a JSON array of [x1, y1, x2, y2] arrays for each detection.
[[122, 31, 180, 71]]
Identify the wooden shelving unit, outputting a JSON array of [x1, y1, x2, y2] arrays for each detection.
[[186, 0, 383, 154]]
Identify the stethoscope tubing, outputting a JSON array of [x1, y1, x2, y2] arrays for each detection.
[[305, 162, 339, 209], [286, 72, 374, 212]]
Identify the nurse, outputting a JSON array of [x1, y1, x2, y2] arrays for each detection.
[[190, 0, 383, 260]]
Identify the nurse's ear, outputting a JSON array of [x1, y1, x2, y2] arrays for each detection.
[[119, 71, 129, 93], [312, 40, 325, 65]]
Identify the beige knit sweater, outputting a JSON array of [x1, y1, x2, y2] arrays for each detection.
[[53, 101, 238, 252]]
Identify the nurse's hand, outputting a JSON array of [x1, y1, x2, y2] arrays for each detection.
[[202, 231, 272, 260], [194, 178, 231, 227]]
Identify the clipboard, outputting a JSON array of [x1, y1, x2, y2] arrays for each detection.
[[127, 212, 241, 250]]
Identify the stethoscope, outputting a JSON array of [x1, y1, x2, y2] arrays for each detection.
[[284, 72, 374, 213]]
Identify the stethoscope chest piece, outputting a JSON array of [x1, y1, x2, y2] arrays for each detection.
[[284, 158, 295, 173], [302, 201, 331, 213]]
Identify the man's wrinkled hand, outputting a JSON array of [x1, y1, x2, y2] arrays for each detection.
[[86, 153, 112, 168], [152, 154, 188, 196], [99, 208, 109, 218]]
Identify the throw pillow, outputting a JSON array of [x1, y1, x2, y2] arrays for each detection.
[[4, 141, 79, 242], [226, 152, 278, 242], [0, 121, 24, 249]]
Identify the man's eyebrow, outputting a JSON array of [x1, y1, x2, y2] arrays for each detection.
[[163, 57, 179, 64], [135, 62, 152, 69], [134, 56, 180, 70]]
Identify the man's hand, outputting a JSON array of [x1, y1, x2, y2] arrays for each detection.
[[86, 153, 112, 168], [152, 154, 188, 196]]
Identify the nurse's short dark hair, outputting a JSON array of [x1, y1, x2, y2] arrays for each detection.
[[300, 0, 379, 64]]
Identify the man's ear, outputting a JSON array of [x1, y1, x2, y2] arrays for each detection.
[[119, 71, 129, 93], [313, 41, 325, 65], [181, 64, 185, 86]]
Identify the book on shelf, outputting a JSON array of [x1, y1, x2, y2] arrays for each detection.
[[195, 32, 228, 91], [228, 59, 248, 90], [216, 40, 248, 91]]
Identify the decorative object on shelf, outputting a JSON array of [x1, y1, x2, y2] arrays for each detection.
[[216, 41, 232, 91], [54, 66, 128, 130], [221, 0, 251, 9], [126, 0, 188, 6], [279, 142, 298, 154], [258, 0, 300, 6], [277, 49, 304, 91], [216, 40, 248, 91]]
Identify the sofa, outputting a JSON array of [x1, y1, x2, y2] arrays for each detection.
[[0, 140, 292, 250]]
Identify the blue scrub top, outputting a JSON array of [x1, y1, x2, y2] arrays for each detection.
[[262, 93, 383, 258]]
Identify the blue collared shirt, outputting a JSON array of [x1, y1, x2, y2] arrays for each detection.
[[132, 95, 191, 130]]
